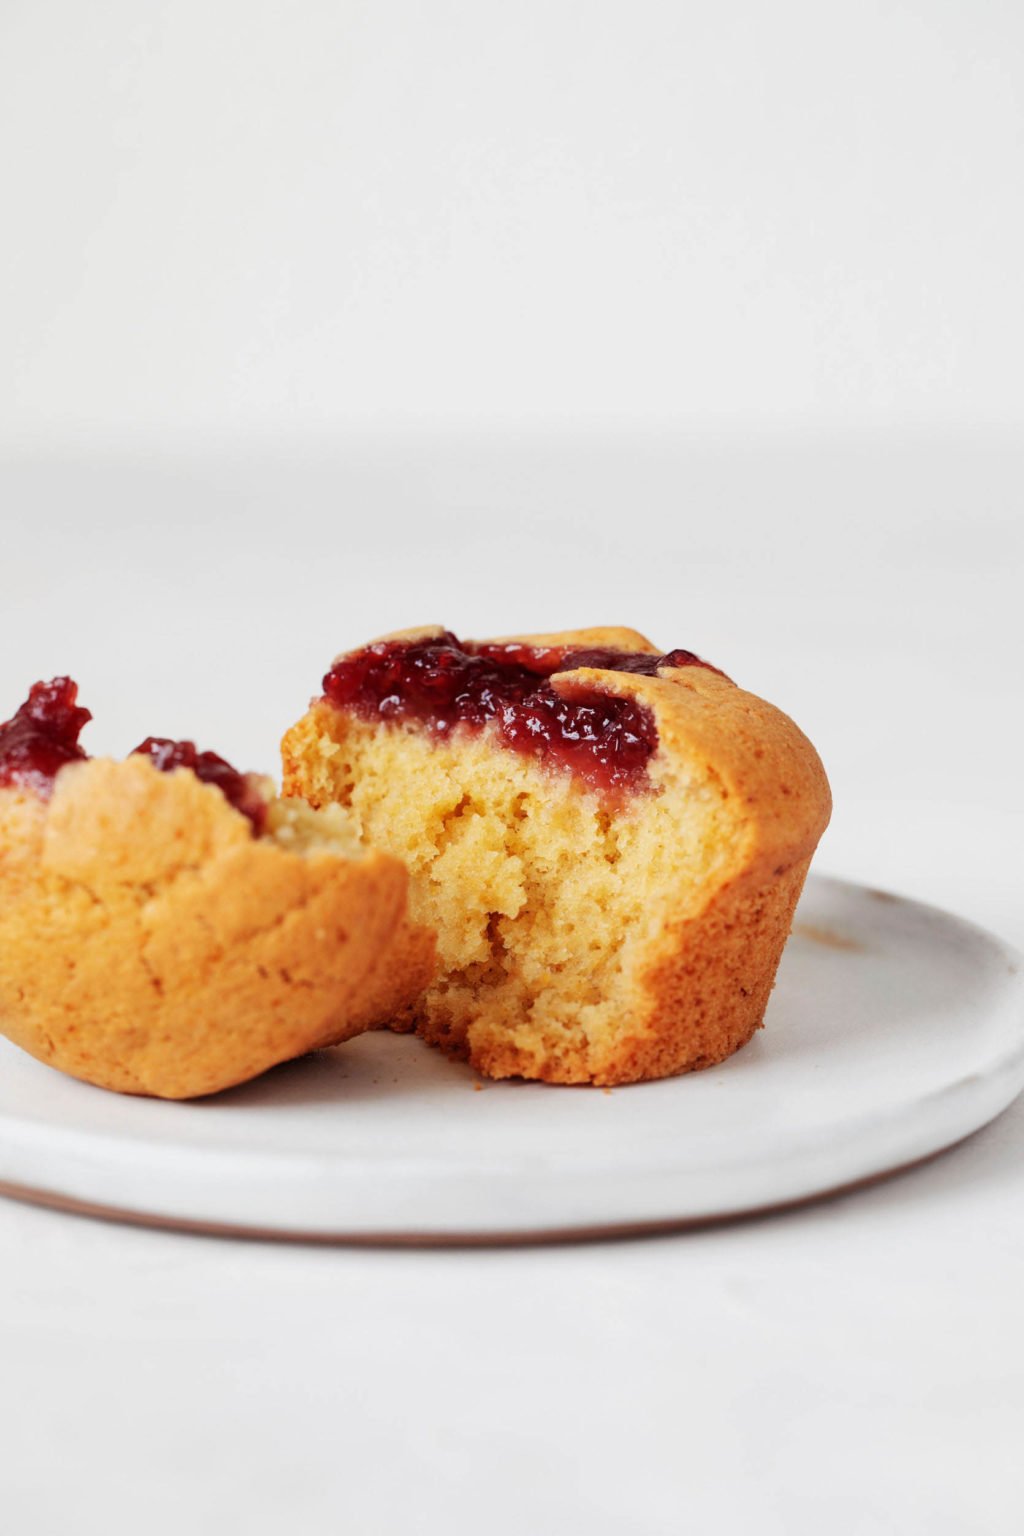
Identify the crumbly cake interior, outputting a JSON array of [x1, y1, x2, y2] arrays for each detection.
[[289, 711, 737, 1081], [262, 795, 364, 857]]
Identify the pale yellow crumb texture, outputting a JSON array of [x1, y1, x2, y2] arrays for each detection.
[[282, 626, 831, 1085]]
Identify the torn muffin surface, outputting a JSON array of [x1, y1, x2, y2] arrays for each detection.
[[283, 627, 832, 1086]]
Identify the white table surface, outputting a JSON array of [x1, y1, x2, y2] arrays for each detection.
[[1, 433, 1022, 1534]]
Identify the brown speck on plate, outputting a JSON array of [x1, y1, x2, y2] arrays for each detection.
[[794, 922, 866, 953]]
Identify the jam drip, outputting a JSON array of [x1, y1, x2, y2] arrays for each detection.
[[0, 677, 92, 796], [132, 738, 266, 832], [323, 632, 715, 794]]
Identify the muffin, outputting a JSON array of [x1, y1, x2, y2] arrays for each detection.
[[282, 627, 832, 1086], [0, 678, 434, 1098]]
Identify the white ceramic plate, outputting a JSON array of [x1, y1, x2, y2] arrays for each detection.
[[0, 875, 1021, 1243]]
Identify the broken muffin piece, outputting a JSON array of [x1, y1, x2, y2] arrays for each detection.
[[0, 678, 434, 1098], [282, 627, 832, 1086]]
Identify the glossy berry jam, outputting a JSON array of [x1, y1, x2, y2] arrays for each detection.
[[0, 677, 263, 830], [132, 738, 266, 831], [0, 677, 92, 796], [322, 631, 716, 794]]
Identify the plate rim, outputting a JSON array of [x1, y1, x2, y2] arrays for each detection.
[[0, 873, 1021, 1243]]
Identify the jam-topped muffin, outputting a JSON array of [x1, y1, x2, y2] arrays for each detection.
[[282, 627, 832, 1086], [0, 678, 434, 1098]]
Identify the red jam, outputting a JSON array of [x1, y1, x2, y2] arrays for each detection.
[[131, 738, 266, 831], [0, 677, 91, 797], [322, 631, 717, 794], [0, 678, 263, 831]]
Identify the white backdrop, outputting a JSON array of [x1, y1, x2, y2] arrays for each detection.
[[2, 7, 1024, 1536], [2, 1, 1023, 446]]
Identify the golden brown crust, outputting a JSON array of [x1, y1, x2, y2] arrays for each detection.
[[0, 757, 434, 1098], [574, 662, 831, 877], [283, 626, 831, 1086], [490, 631, 830, 1082], [482, 626, 660, 655], [431, 859, 813, 1085], [358, 622, 830, 871], [357, 624, 659, 658]]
